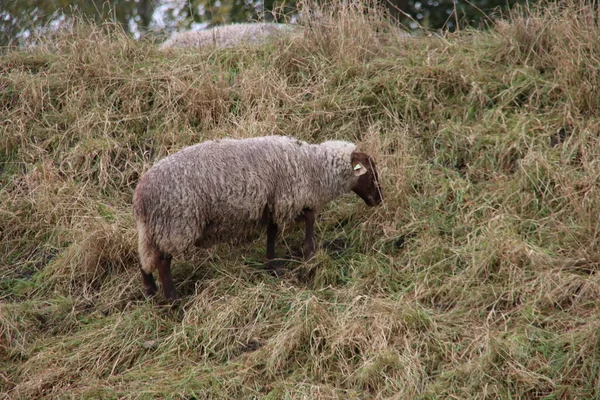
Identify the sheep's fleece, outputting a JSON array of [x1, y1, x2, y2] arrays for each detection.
[[134, 135, 363, 267], [159, 22, 298, 49]]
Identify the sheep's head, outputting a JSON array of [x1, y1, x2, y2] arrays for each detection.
[[351, 151, 382, 207]]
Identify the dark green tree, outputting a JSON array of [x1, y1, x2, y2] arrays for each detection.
[[0, 0, 154, 46], [165, 0, 528, 31], [406, 0, 526, 31]]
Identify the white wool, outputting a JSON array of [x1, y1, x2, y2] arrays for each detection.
[[133, 135, 361, 272], [159, 22, 299, 50]]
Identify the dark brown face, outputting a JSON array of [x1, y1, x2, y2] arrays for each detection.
[[350, 151, 382, 207]]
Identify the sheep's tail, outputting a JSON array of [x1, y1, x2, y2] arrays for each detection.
[[136, 220, 157, 274]]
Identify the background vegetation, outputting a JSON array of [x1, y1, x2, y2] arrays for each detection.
[[1, 0, 527, 46], [2, 0, 600, 398]]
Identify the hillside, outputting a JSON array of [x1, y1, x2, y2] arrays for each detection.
[[2, 1, 600, 398]]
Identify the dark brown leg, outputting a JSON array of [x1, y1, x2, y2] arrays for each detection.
[[156, 252, 176, 301], [303, 208, 316, 259], [266, 217, 278, 261], [141, 269, 157, 297], [265, 214, 284, 274]]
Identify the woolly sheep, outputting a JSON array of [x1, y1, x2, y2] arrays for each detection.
[[133, 135, 382, 301], [159, 22, 299, 50]]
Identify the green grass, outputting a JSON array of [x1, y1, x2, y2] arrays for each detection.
[[2, 0, 600, 398]]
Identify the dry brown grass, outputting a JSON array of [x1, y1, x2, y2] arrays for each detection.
[[2, 0, 600, 398]]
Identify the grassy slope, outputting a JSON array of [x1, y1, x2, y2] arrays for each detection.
[[2, 1, 600, 398]]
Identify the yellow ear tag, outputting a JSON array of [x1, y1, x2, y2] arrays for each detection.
[[354, 164, 362, 170]]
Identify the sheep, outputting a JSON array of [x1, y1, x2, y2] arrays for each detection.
[[133, 135, 382, 301], [159, 22, 299, 50]]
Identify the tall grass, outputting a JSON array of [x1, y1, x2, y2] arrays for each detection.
[[2, 0, 600, 398]]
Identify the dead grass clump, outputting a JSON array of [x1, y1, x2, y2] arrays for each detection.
[[40, 218, 137, 298], [296, 0, 405, 65], [238, 294, 435, 397], [10, 305, 168, 399], [0, 298, 79, 361], [494, 16, 556, 67], [494, 1, 600, 114]]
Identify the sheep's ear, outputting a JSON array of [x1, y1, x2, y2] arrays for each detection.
[[351, 151, 368, 176], [353, 162, 367, 176]]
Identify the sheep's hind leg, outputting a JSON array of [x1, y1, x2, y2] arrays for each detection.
[[137, 225, 159, 297], [156, 252, 176, 301], [141, 269, 157, 297]]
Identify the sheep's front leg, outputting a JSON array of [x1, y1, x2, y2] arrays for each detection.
[[265, 217, 282, 275], [156, 252, 176, 302], [302, 208, 315, 259]]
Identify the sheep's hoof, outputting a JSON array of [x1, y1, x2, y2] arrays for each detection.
[[296, 265, 317, 284], [265, 260, 287, 277], [142, 271, 158, 297], [165, 293, 178, 303], [302, 243, 315, 260], [155, 294, 180, 308], [144, 288, 157, 299]]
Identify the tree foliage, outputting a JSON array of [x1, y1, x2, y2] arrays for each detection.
[[0, 0, 152, 46]]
